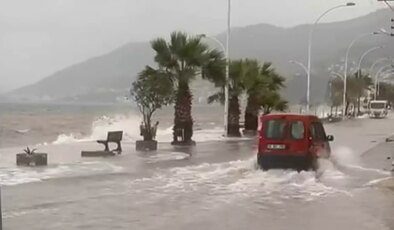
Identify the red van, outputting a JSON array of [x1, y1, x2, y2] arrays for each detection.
[[257, 114, 334, 171]]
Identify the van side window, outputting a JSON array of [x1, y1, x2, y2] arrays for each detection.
[[310, 122, 327, 141], [264, 120, 286, 139], [290, 121, 304, 140]]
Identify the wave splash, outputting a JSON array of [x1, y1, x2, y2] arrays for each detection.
[[51, 114, 243, 145]]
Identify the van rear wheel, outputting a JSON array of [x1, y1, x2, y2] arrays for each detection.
[[308, 155, 318, 171], [257, 155, 269, 171]]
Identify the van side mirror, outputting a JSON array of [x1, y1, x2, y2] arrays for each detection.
[[327, 135, 334, 142]]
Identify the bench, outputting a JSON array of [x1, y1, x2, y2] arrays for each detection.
[[97, 131, 123, 154]]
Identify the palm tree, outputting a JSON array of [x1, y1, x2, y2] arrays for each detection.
[[243, 61, 286, 133], [208, 60, 246, 137], [354, 70, 372, 115], [344, 72, 372, 116], [150, 32, 225, 145]]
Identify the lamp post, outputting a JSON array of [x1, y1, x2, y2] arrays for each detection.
[[289, 60, 308, 75], [224, 0, 231, 137], [199, 34, 227, 134], [369, 57, 392, 75], [200, 34, 228, 136], [375, 64, 394, 99], [200, 35, 226, 54], [199, 0, 230, 136], [290, 60, 309, 112], [356, 46, 384, 78], [307, 2, 355, 113], [331, 71, 345, 80], [378, 70, 394, 97]]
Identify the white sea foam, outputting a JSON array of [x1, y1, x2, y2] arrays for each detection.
[[330, 146, 390, 176], [126, 157, 349, 205], [14, 129, 30, 134], [52, 114, 251, 145], [0, 162, 123, 186]]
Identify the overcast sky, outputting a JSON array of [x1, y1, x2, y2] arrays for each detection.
[[0, 0, 385, 91]]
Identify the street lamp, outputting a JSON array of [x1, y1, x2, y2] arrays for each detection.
[[331, 71, 344, 80], [369, 57, 392, 75], [375, 64, 394, 99], [356, 46, 384, 78], [307, 2, 355, 113], [199, 34, 226, 53], [198, 0, 230, 136], [290, 60, 309, 111], [224, 0, 231, 137], [199, 33, 229, 136], [289, 60, 308, 76]]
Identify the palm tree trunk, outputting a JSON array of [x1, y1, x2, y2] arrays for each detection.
[[172, 82, 194, 145], [228, 95, 241, 137], [357, 95, 361, 116], [244, 95, 259, 132]]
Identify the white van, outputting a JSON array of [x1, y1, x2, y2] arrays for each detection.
[[369, 100, 388, 118]]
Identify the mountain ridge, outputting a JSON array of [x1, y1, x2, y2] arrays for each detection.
[[7, 8, 393, 104]]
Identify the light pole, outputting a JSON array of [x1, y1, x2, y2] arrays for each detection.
[[375, 64, 394, 99], [199, 0, 230, 136], [200, 35, 226, 54], [224, 0, 231, 136], [307, 2, 355, 113], [343, 31, 382, 118], [290, 60, 309, 112], [331, 71, 344, 80], [369, 57, 392, 75], [356, 46, 384, 78], [289, 60, 308, 75], [200, 34, 228, 136]]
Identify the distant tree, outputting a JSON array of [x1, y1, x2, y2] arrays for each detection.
[[259, 91, 289, 115], [377, 82, 394, 103], [243, 61, 286, 132], [131, 66, 174, 141], [208, 60, 246, 137], [329, 77, 343, 116], [346, 71, 372, 116]]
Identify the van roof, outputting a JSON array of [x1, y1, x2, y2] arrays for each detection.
[[260, 113, 320, 121]]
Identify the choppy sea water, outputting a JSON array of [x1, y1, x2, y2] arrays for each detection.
[[0, 102, 226, 148]]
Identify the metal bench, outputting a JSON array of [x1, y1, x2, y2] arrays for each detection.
[[97, 131, 123, 154]]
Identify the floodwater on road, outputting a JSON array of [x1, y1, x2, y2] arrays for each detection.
[[1, 114, 394, 229]]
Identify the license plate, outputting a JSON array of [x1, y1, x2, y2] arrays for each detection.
[[267, 144, 286, 150]]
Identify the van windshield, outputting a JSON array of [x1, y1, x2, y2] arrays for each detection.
[[264, 119, 286, 139], [370, 103, 386, 109]]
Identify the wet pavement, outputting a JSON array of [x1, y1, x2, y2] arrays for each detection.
[[1, 116, 394, 229]]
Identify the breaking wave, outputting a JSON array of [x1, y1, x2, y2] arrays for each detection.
[[51, 114, 250, 145]]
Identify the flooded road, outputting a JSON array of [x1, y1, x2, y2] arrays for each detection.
[[1, 116, 393, 229]]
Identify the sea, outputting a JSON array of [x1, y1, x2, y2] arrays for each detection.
[[0, 102, 226, 149]]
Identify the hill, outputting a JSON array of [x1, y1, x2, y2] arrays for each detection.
[[7, 9, 394, 104]]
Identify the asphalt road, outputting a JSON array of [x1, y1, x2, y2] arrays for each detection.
[[0, 115, 393, 230]]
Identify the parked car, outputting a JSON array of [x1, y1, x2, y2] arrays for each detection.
[[257, 114, 334, 171]]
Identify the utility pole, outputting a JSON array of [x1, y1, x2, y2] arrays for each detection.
[[0, 165, 2, 229]]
